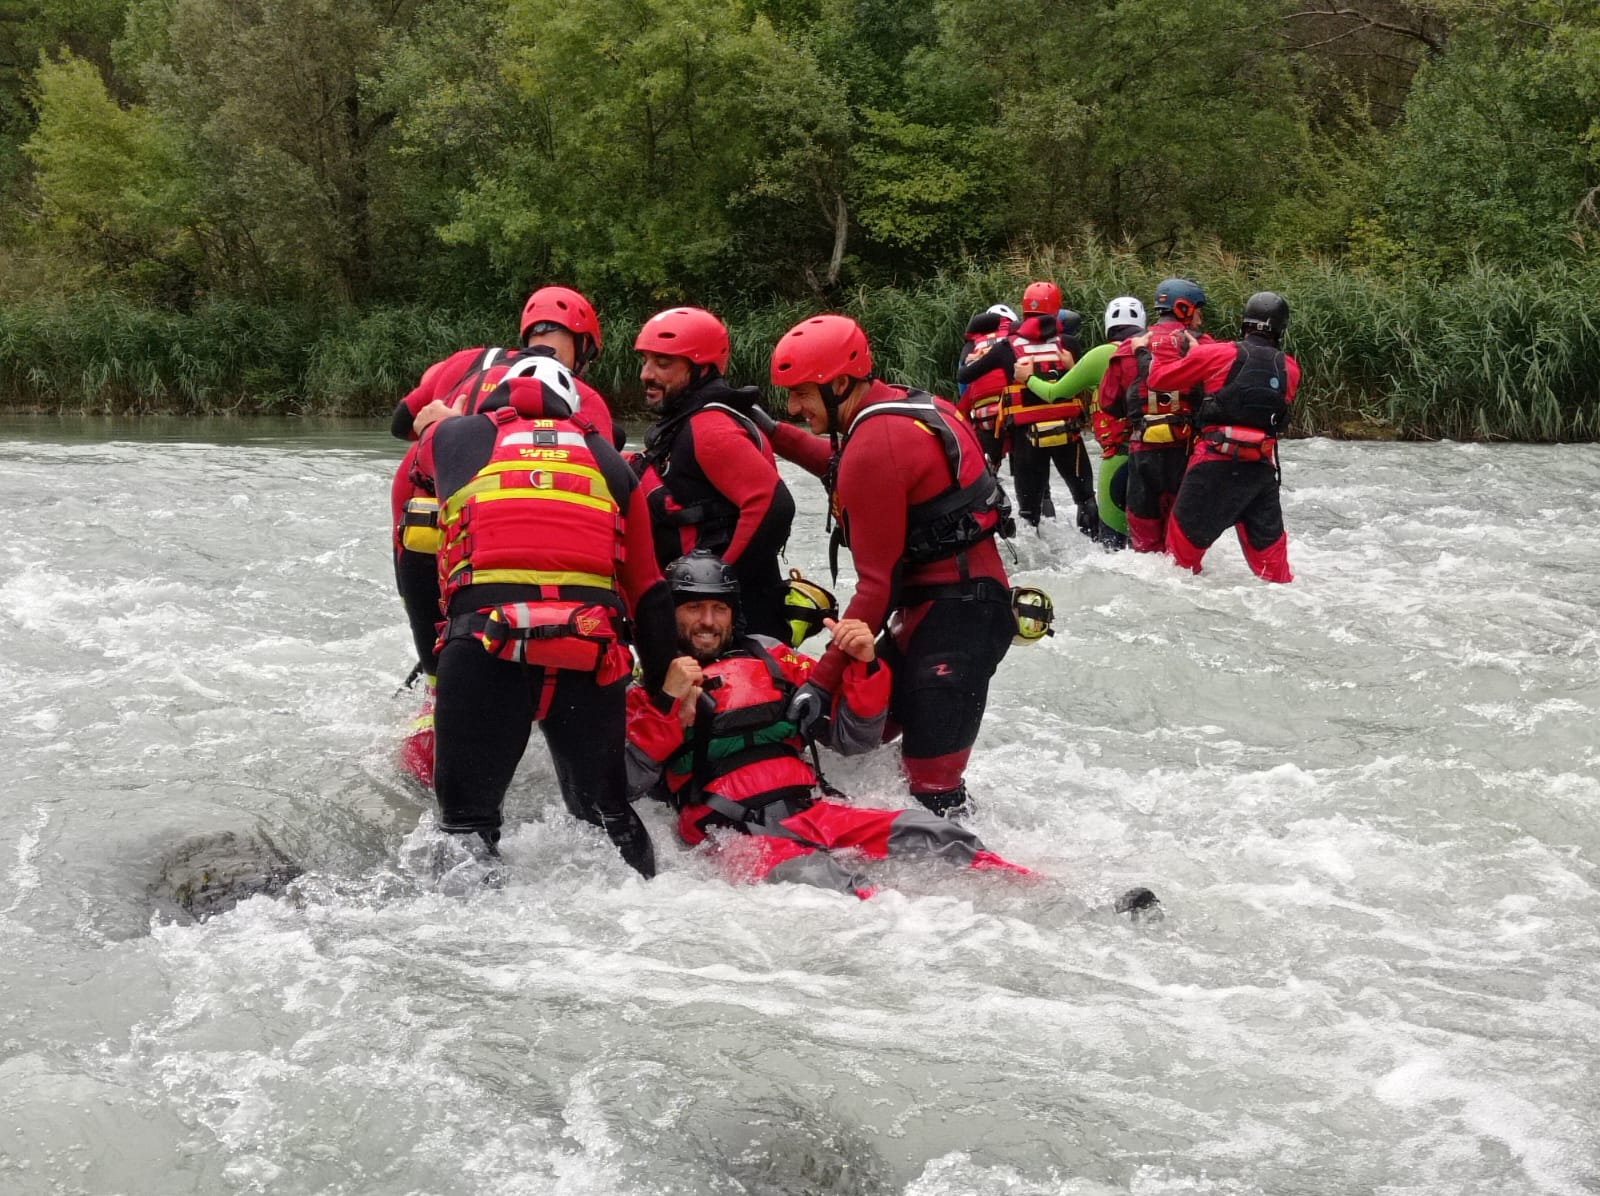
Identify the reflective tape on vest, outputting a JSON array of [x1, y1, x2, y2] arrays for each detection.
[[441, 461, 615, 522], [447, 566, 615, 589]]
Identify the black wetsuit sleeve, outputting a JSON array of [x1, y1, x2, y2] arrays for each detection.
[[631, 580, 678, 694], [956, 340, 1015, 386], [391, 401, 416, 441], [427, 416, 498, 501]]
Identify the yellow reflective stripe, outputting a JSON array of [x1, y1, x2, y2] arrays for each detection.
[[441, 475, 507, 521], [468, 488, 616, 514], [458, 568, 615, 589], [441, 463, 614, 522], [475, 460, 607, 485]]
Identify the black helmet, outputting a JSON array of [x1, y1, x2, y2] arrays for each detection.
[[664, 549, 740, 606], [1056, 308, 1082, 338], [1241, 291, 1289, 340], [964, 309, 1005, 338]]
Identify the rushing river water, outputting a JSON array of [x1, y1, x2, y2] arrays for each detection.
[[2, 417, 1598, 1195]]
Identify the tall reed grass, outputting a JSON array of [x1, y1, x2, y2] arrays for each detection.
[[3, 248, 1597, 441]]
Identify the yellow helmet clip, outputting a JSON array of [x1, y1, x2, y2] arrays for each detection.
[[783, 568, 839, 649], [1010, 586, 1055, 645]]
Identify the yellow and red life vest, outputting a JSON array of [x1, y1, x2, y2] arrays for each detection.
[[1124, 346, 1200, 447], [999, 337, 1084, 446], [436, 406, 631, 678]]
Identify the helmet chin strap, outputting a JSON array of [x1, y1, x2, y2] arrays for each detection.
[[688, 362, 723, 391], [823, 377, 854, 452], [574, 336, 596, 377]]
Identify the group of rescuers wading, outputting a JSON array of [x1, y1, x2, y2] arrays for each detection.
[[386, 278, 1297, 894]]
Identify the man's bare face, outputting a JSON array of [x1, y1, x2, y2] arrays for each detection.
[[640, 353, 693, 408], [675, 598, 734, 662]]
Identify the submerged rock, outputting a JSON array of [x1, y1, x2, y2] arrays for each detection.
[[149, 830, 301, 923]]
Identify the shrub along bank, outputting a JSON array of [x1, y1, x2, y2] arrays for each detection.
[[3, 251, 1597, 442]]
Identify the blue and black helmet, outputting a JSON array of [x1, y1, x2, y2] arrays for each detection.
[[1153, 278, 1207, 319]]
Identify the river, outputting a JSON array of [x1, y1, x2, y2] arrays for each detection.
[[2, 418, 1597, 1195]]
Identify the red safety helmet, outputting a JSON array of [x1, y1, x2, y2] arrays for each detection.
[[520, 286, 601, 352], [769, 315, 873, 388], [1022, 281, 1062, 316], [634, 307, 730, 373]]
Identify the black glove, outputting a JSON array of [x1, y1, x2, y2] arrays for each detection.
[[599, 807, 656, 879], [785, 681, 828, 739], [632, 580, 679, 695], [1076, 499, 1100, 539]]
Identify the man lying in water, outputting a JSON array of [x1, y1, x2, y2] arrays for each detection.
[[624, 550, 1034, 899]]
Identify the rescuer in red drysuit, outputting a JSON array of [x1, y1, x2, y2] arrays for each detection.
[[1145, 291, 1299, 583], [755, 315, 1015, 821], [387, 286, 611, 786], [955, 304, 1019, 470], [1004, 280, 1098, 536], [630, 307, 795, 644], [412, 356, 674, 877], [625, 552, 1028, 897], [1100, 278, 1215, 554]]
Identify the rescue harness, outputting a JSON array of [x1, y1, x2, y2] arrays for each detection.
[[1196, 340, 1289, 464], [824, 391, 1014, 582], [633, 398, 766, 553]]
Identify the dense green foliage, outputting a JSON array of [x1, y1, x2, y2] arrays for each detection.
[[7, 248, 1600, 442], [1, 0, 1597, 436]]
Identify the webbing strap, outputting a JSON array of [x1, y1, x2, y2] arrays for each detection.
[[448, 566, 615, 588]]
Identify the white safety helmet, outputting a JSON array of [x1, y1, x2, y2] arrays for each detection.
[[986, 303, 1019, 323], [517, 354, 582, 415], [1104, 296, 1146, 333]]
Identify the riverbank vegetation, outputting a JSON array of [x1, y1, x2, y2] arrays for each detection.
[[2, 0, 1596, 438]]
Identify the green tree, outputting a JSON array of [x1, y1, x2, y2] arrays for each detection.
[[930, 0, 1313, 254], [116, 0, 419, 299], [23, 52, 199, 291], [1, 0, 126, 198], [1379, 5, 1599, 266], [848, 108, 999, 262], [400, 0, 852, 300]]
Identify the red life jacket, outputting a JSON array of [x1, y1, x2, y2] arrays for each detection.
[[827, 391, 1013, 577], [1090, 404, 1130, 455], [960, 331, 1012, 424], [665, 644, 814, 806], [441, 348, 580, 417], [1001, 336, 1081, 432], [405, 348, 598, 500], [435, 405, 631, 678], [1124, 344, 1199, 448]]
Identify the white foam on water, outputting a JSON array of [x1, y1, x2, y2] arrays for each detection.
[[2, 805, 49, 916], [1375, 1054, 1599, 1196], [5, 432, 1600, 1194]]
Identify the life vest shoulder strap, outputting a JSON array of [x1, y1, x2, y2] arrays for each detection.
[[847, 392, 963, 488], [696, 402, 763, 446]]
